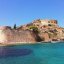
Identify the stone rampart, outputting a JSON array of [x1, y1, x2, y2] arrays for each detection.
[[0, 26, 36, 44]]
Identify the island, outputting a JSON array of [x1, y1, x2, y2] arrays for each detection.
[[0, 19, 64, 46]]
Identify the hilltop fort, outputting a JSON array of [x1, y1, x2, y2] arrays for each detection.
[[0, 19, 64, 45]]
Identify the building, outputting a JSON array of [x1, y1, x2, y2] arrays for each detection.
[[33, 19, 58, 27]]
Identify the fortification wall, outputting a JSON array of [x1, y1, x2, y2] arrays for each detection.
[[0, 26, 36, 44], [12, 30, 36, 43]]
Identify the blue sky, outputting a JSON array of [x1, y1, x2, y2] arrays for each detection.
[[0, 0, 64, 27]]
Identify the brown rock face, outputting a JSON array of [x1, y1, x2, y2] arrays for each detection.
[[42, 33, 50, 41], [39, 33, 50, 42]]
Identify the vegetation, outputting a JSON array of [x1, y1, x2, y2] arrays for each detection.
[[14, 24, 16, 29], [29, 26, 39, 33]]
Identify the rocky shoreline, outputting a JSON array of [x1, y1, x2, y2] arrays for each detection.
[[0, 41, 64, 46]]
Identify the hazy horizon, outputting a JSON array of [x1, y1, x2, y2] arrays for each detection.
[[0, 0, 64, 27]]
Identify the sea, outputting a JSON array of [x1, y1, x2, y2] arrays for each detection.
[[0, 42, 64, 64]]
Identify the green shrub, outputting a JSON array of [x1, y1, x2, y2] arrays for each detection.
[[29, 26, 39, 33]]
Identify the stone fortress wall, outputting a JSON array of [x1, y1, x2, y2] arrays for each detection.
[[0, 26, 36, 44]]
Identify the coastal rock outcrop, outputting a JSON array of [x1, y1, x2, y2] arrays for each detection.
[[0, 19, 64, 45]]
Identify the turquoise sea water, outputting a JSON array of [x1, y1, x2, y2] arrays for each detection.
[[0, 42, 64, 64]]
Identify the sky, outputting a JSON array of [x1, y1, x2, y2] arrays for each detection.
[[0, 0, 64, 27]]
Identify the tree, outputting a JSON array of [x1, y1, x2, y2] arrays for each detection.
[[14, 24, 16, 29]]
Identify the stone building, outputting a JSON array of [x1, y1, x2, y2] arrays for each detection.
[[33, 19, 58, 27]]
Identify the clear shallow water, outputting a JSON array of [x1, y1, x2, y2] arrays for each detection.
[[0, 42, 64, 64]]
